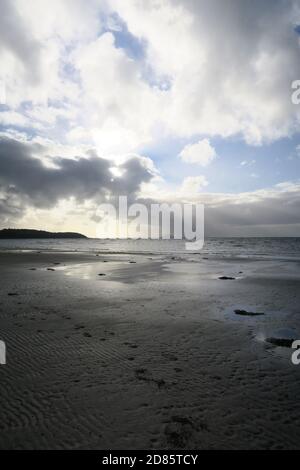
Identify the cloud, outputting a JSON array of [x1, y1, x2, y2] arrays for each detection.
[[139, 178, 300, 236], [240, 160, 256, 167], [111, 0, 300, 145], [0, 0, 42, 84], [0, 137, 155, 217], [179, 139, 217, 166], [71, 31, 161, 155], [0, 0, 106, 113], [203, 181, 300, 236], [2, 0, 300, 150], [180, 176, 209, 194]]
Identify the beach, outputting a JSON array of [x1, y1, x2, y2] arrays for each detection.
[[0, 249, 300, 449]]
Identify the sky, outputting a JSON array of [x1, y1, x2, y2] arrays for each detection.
[[1, 0, 300, 237]]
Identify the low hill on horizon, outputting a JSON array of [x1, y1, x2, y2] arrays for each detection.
[[0, 229, 88, 239]]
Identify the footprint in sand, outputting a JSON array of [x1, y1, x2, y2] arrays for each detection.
[[135, 368, 166, 388], [164, 416, 195, 448], [124, 342, 138, 349], [83, 332, 92, 338]]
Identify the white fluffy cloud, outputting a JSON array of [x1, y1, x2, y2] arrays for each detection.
[[180, 176, 209, 195], [240, 160, 256, 167], [1, 0, 300, 151], [179, 139, 217, 166], [71, 31, 161, 155], [110, 0, 300, 145]]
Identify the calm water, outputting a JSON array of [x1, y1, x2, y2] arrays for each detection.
[[0, 237, 300, 260]]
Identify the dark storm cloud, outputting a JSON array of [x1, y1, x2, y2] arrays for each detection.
[[204, 189, 300, 236], [0, 137, 154, 216], [139, 180, 300, 237], [204, 190, 300, 226]]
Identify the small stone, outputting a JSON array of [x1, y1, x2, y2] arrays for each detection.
[[266, 337, 294, 348], [234, 309, 264, 316]]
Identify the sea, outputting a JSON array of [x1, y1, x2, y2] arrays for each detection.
[[0, 237, 300, 261]]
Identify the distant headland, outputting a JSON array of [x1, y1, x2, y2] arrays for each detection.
[[0, 229, 88, 239]]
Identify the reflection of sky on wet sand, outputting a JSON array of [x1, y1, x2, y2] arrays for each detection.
[[55, 262, 126, 287], [53, 258, 162, 286]]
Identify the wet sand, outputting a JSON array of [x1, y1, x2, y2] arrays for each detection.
[[0, 251, 300, 449]]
